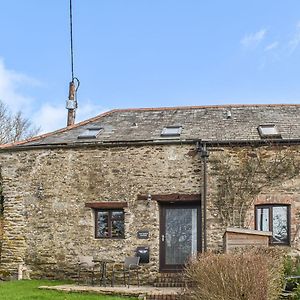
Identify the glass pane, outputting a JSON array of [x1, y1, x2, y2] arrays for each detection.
[[96, 211, 109, 238], [165, 208, 197, 265], [272, 206, 288, 244], [259, 126, 278, 135], [161, 127, 181, 136], [111, 211, 124, 238], [256, 207, 269, 231], [78, 128, 102, 139]]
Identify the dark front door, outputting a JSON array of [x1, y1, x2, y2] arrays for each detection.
[[159, 203, 201, 272]]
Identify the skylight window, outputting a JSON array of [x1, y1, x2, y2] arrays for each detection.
[[78, 127, 102, 139], [258, 125, 281, 139], [161, 126, 182, 137]]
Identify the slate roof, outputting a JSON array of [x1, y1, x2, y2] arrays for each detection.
[[2, 104, 300, 149]]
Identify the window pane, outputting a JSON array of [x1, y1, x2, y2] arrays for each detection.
[[161, 126, 182, 136], [96, 211, 109, 238], [111, 211, 124, 238], [256, 207, 269, 231], [272, 206, 288, 244], [78, 128, 102, 139], [259, 126, 278, 135], [165, 208, 197, 265], [258, 125, 281, 138]]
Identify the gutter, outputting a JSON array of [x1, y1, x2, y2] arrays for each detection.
[[0, 139, 201, 152], [1, 138, 300, 153]]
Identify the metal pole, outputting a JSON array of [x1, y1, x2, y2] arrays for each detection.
[[197, 141, 208, 252]]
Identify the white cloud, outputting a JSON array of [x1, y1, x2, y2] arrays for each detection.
[[241, 29, 267, 48], [33, 101, 108, 134], [264, 41, 279, 52], [32, 104, 66, 133], [76, 101, 108, 123], [0, 58, 39, 114], [288, 22, 300, 54], [0, 58, 110, 136]]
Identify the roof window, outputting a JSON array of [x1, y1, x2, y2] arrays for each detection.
[[161, 126, 182, 137], [78, 127, 102, 139], [258, 125, 281, 139]]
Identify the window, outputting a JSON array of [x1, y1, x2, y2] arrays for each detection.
[[95, 209, 125, 239], [161, 126, 182, 137], [257, 125, 281, 139], [255, 204, 290, 245], [78, 127, 102, 139]]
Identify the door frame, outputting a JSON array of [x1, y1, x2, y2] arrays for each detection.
[[159, 201, 202, 272]]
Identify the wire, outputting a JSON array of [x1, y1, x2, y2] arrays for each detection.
[[69, 0, 75, 81], [73, 77, 80, 92]]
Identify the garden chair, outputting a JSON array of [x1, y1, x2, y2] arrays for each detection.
[[111, 256, 140, 287], [77, 255, 98, 286]]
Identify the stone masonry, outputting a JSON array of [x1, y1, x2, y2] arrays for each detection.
[[0, 144, 202, 282], [0, 104, 300, 282], [205, 145, 300, 251]]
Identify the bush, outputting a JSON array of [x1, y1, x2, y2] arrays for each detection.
[[184, 249, 284, 300], [283, 255, 300, 294], [284, 255, 300, 277]]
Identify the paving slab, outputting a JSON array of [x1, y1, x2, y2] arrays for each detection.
[[39, 284, 182, 298]]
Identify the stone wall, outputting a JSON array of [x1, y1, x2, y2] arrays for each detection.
[[0, 143, 300, 282], [0, 144, 201, 282], [205, 145, 300, 251]]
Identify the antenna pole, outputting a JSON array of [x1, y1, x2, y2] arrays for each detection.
[[66, 0, 79, 127], [69, 0, 74, 81]]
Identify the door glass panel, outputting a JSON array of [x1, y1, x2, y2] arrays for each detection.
[[272, 206, 288, 244], [256, 207, 269, 231], [165, 208, 197, 265]]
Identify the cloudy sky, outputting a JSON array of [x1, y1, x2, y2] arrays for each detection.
[[0, 1, 300, 133]]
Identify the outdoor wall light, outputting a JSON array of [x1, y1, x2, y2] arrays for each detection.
[[147, 194, 152, 206]]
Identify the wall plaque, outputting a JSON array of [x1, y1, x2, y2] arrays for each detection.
[[137, 230, 149, 239]]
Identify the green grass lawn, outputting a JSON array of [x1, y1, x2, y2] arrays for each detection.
[[0, 280, 137, 300]]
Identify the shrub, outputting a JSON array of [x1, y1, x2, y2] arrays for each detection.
[[184, 249, 284, 300], [284, 255, 300, 277], [283, 255, 300, 293], [290, 284, 300, 300]]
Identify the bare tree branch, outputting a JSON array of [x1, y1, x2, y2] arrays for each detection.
[[0, 100, 40, 144]]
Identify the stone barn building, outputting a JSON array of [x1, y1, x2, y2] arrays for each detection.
[[0, 104, 300, 283]]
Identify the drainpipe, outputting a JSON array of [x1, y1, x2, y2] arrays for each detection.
[[197, 141, 209, 252]]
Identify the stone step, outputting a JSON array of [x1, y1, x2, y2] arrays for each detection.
[[146, 295, 178, 300], [153, 273, 186, 288], [155, 276, 183, 281], [155, 272, 183, 277], [153, 282, 186, 288], [146, 294, 190, 300]]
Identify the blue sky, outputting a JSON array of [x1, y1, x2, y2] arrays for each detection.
[[0, 1, 300, 132]]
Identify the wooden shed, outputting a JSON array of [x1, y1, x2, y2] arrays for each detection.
[[223, 227, 272, 253]]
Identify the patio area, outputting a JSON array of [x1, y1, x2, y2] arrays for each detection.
[[39, 284, 183, 299]]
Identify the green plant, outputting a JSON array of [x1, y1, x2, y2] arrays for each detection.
[[290, 284, 300, 300], [0, 279, 137, 300], [284, 256, 294, 276], [283, 255, 300, 294]]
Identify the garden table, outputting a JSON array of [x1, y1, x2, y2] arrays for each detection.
[[93, 258, 115, 287]]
